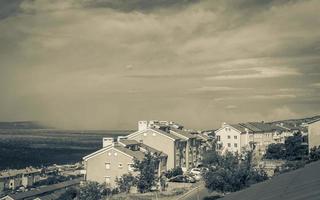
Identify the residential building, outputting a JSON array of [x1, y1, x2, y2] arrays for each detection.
[[83, 137, 167, 187], [307, 119, 320, 151], [215, 122, 288, 155], [1, 178, 82, 200], [128, 120, 204, 171], [0, 168, 41, 192]]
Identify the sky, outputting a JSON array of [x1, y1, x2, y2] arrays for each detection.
[[0, 0, 319, 130]]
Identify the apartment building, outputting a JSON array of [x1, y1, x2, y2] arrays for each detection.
[[83, 138, 167, 187], [127, 120, 204, 171], [215, 122, 288, 155], [307, 119, 320, 151]]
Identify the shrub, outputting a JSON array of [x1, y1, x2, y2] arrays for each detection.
[[115, 173, 136, 193], [164, 167, 183, 178]]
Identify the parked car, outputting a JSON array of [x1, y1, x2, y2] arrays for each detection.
[[190, 168, 202, 176], [169, 175, 196, 183]]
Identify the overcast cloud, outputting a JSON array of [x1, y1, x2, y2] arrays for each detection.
[[0, 0, 319, 130]]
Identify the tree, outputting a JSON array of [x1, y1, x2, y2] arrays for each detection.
[[79, 181, 104, 200], [264, 143, 286, 159], [284, 132, 308, 160], [133, 152, 159, 193], [309, 146, 320, 162], [115, 173, 136, 193], [264, 132, 308, 161], [203, 149, 267, 193], [59, 187, 78, 200], [164, 167, 183, 178]]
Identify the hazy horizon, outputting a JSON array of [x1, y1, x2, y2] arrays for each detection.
[[1, 0, 320, 130]]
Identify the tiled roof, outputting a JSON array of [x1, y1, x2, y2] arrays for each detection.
[[6, 178, 82, 200], [119, 139, 140, 146], [114, 145, 145, 161], [220, 161, 320, 200], [170, 128, 197, 139], [0, 167, 40, 179], [139, 143, 167, 157], [229, 122, 285, 134], [150, 128, 182, 140], [229, 124, 248, 133]]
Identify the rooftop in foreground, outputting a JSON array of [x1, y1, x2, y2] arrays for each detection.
[[220, 160, 320, 200]]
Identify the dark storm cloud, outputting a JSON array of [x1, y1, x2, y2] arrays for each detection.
[[0, 0, 22, 19], [80, 0, 199, 12], [0, 0, 319, 129]]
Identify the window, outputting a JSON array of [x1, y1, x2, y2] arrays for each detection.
[[128, 164, 134, 172], [234, 143, 238, 147], [105, 163, 111, 170], [227, 135, 231, 139], [217, 135, 221, 141], [234, 136, 237, 139], [228, 143, 231, 147], [118, 163, 123, 168], [105, 177, 111, 184]]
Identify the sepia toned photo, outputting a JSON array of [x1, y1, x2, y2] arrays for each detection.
[[0, 0, 319, 199]]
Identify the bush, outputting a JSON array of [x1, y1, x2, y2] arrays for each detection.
[[164, 167, 183, 178], [79, 181, 105, 200], [309, 146, 320, 162], [115, 173, 136, 193], [59, 187, 78, 200]]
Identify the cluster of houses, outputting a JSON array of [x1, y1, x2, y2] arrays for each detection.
[[83, 118, 320, 188], [0, 168, 41, 193], [83, 120, 213, 187]]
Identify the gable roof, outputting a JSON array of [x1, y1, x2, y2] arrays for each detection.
[[127, 128, 181, 141], [170, 128, 197, 139], [119, 139, 140, 146], [307, 118, 320, 124], [114, 145, 145, 161], [219, 122, 285, 134], [220, 161, 320, 200], [0, 167, 40, 179], [139, 143, 167, 157]]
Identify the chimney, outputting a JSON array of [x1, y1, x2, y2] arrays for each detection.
[[138, 120, 148, 131], [222, 122, 227, 128], [102, 137, 114, 147]]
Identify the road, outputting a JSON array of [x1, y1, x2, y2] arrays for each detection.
[[176, 183, 213, 200]]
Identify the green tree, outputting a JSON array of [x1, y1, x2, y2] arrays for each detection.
[[115, 173, 136, 193], [79, 181, 104, 200], [133, 152, 159, 193]]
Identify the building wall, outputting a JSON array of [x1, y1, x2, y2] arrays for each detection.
[[0, 179, 4, 192], [85, 148, 135, 187], [308, 121, 320, 150], [128, 129, 176, 169], [215, 125, 241, 153]]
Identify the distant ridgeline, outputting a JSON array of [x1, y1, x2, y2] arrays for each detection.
[[0, 121, 48, 129]]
